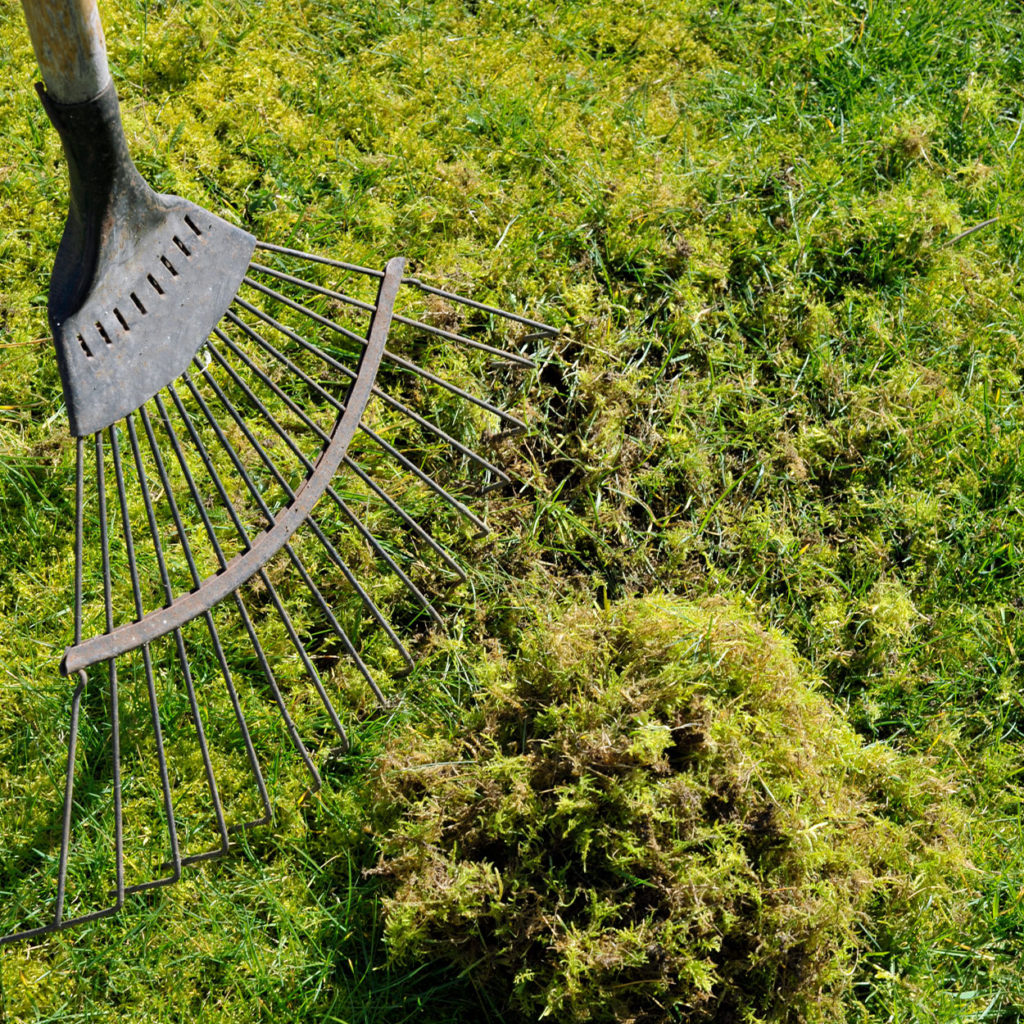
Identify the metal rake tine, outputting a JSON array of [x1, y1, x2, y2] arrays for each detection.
[[207, 331, 466, 579], [236, 585, 323, 790], [204, 329, 323, 444], [214, 325, 333, 444], [75, 436, 84, 647], [368, 389, 512, 492], [0, 670, 87, 946], [379, 348, 528, 433], [179, 369, 283, 530], [238, 282, 367, 347], [283, 543, 390, 707], [253, 240, 558, 336], [164, 382, 252, 553], [244, 267, 536, 366], [402, 274, 559, 336], [53, 436, 87, 925], [325, 484, 444, 627], [130, 410, 239, 850], [193, 353, 417, 669], [95, 432, 126, 914], [254, 240, 386, 279], [260, 564, 352, 750], [341, 454, 466, 579], [229, 296, 514, 486], [152, 393, 233, 562], [109, 424, 182, 890], [217, 319, 491, 533], [360, 421, 489, 535], [231, 296, 528, 431], [248, 261, 371, 315], [180, 368, 369, 728], [0, 442, 91, 943], [163, 382, 324, 788], [54, 673, 86, 929], [143, 400, 271, 836], [297, 523, 415, 669]]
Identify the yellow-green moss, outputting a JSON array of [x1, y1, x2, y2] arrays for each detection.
[[372, 596, 976, 1023]]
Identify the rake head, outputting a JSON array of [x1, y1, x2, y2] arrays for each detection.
[[41, 81, 256, 437], [1, 236, 556, 943], [2, 9, 558, 941], [0, 234, 557, 942]]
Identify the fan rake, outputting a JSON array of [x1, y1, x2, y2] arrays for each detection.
[[0, 244, 555, 943]]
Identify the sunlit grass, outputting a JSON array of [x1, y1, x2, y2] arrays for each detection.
[[1, 0, 1022, 1020]]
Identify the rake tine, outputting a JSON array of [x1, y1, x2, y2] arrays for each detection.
[[180, 369, 362, 734], [341, 454, 466, 579], [253, 241, 557, 336], [208, 329, 331, 442], [231, 296, 528, 431], [379, 349, 528, 433], [96, 431, 126, 913], [402, 275, 558, 336], [236, 587, 324, 790], [244, 268, 536, 367], [53, 671, 86, 928], [368, 391, 512, 491], [75, 436, 84, 648], [163, 384, 250, 555], [109, 424, 182, 890], [296, 523, 415, 669], [193, 355, 416, 669], [52, 440, 87, 931], [248, 262, 371, 315], [129, 411, 238, 854], [0, 670, 92, 944], [220, 314, 491, 533], [325, 484, 444, 627], [239, 281, 368, 347], [144, 400, 271, 837], [368, 389, 512, 491], [260, 564, 351, 750], [254, 241, 385, 278], [215, 326, 333, 444], [229, 296, 514, 486], [178, 370, 282, 530], [284, 543, 390, 707], [359, 421, 489, 535], [163, 383, 323, 789]]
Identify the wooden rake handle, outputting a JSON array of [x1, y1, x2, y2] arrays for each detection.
[[20, 0, 111, 103]]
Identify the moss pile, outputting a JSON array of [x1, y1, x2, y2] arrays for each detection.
[[371, 596, 974, 1023]]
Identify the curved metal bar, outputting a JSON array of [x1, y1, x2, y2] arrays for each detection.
[[60, 256, 404, 676]]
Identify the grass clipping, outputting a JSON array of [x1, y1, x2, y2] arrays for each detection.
[[370, 597, 975, 1023]]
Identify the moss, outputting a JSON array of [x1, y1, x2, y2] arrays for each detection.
[[371, 595, 975, 1023]]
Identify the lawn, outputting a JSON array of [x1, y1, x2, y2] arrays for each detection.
[[1, 0, 1022, 1021]]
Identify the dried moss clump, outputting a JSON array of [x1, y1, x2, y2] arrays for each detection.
[[370, 597, 973, 1024]]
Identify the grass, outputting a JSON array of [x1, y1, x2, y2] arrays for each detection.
[[0, 0, 1023, 1019]]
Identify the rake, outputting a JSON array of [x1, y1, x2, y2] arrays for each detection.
[[0, 0, 555, 942]]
